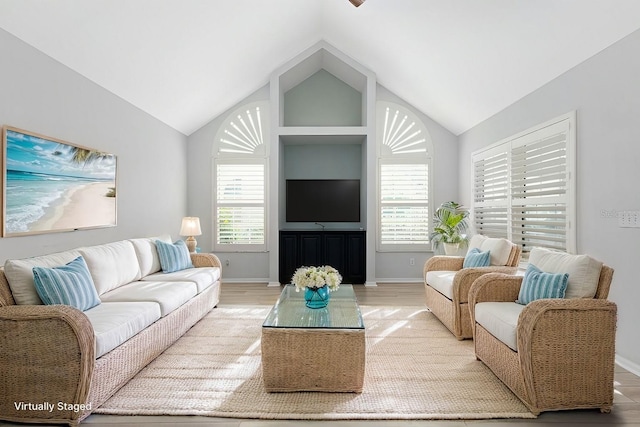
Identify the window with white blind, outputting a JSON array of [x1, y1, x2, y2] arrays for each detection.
[[377, 101, 433, 251], [213, 101, 269, 252], [471, 112, 576, 256]]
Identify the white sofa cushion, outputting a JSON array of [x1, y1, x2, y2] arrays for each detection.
[[100, 281, 198, 317], [528, 247, 603, 299], [84, 301, 161, 358], [475, 301, 525, 351], [141, 267, 221, 293], [425, 271, 456, 299], [129, 235, 171, 277], [79, 241, 142, 295], [4, 249, 82, 305]]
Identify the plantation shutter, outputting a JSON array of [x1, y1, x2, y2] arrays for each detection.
[[470, 113, 575, 256], [379, 160, 429, 249], [510, 120, 571, 253], [215, 160, 266, 249], [472, 147, 509, 239], [376, 101, 433, 252], [212, 101, 269, 252]]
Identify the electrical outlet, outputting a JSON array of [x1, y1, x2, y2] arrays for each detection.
[[225, 259, 230, 266], [409, 258, 415, 266], [618, 211, 640, 228]]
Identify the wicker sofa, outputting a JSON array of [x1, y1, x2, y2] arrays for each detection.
[[468, 247, 616, 415], [0, 236, 222, 426], [424, 235, 521, 340]]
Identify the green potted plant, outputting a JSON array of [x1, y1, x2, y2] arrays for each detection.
[[430, 201, 470, 255]]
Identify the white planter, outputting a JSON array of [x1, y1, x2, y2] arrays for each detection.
[[443, 242, 460, 255]]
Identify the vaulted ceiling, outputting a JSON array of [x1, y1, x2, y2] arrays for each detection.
[[2, 0, 640, 136]]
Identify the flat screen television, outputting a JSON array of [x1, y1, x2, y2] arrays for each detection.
[[286, 179, 360, 222]]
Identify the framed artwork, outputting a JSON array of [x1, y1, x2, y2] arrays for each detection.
[[2, 126, 117, 237]]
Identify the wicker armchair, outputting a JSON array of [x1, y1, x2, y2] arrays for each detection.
[[468, 250, 616, 415], [423, 236, 521, 340]]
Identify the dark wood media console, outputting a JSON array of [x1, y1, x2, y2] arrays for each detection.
[[279, 230, 366, 285]]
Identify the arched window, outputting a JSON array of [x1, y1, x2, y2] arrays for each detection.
[[212, 101, 269, 251], [376, 101, 433, 251]]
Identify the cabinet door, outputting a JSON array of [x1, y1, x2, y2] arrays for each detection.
[[279, 233, 299, 284], [323, 233, 345, 274], [345, 232, 366, 284], [299, 233, 322, 267]]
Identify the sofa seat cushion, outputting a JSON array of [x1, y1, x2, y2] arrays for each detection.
[[475, 301, 525, 351], [79, 241, 142, 295], [84, 301, 161, 358], [4, 249, 82, 305], [528, 247, 603, 299], [425, 271, 456, 300], [141, 267, 221, 293], [100, 281, 198, 317]]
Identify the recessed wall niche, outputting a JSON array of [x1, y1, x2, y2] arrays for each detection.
[[282, 139, 363, 180], [283, 69, 363, 127]]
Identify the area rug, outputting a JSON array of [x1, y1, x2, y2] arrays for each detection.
[[95, 305, 536, 420]]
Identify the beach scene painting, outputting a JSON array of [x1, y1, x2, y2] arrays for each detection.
[[2, 127, 117, 236]]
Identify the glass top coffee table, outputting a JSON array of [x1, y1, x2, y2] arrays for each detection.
[[261, 284, 366, 392]]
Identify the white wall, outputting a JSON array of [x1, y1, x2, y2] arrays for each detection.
[[458, 29, 640, 373], [0, 29, 188, 263]]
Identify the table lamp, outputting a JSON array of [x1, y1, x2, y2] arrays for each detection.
[[180, 217, 202, 253]]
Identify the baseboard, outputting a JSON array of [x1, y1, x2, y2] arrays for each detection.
[[375, 278, 424, 284], [616, 354, 640, 377]]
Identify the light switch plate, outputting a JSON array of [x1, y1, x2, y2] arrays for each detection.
[[618, 211, 640, 228]]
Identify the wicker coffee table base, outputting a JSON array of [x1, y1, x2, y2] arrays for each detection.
[[261, 327, 365, 392]]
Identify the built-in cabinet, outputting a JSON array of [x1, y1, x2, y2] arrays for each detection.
[[279, 230, 366, 285]]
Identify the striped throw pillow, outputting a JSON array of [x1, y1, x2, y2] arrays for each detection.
[[463, 248, 491, 268], [156, 240, 194, 273], [32, 256, 100, 311], [516, 263, 569, 305]]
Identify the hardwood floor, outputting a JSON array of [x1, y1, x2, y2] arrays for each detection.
[[3, 282, 639, 426]]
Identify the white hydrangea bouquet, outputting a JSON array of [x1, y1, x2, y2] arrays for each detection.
[[292, 265, 342, 292]]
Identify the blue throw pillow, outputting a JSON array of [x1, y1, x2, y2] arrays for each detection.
[[156, 240, 194, 273], [463, 248, 491, 268], [32, 256, 100, 311], [516, 263, 569, 305]]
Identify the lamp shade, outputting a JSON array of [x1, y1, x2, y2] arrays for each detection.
[[180, 217, 202, 236]]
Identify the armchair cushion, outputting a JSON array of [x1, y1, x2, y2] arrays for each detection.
[[425, 271, 456, 299], [475, 301, 524, 351], [516, 264, 568, 305], [463, 248, 491, 268], [467, 235, 513, 266], [528, 247, 603, 298]]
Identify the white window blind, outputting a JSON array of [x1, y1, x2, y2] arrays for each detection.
[[471, 113, 576, 255], [212, 101, 269, 252], [473, 147, 509, 239], [379, 161, 429, 249], [376, 101, 433, 252], [510, 120, 570, 252], [215, 161, 265, 249]]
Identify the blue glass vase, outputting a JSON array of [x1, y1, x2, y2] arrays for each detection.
[[304, 286, 330, 309]]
